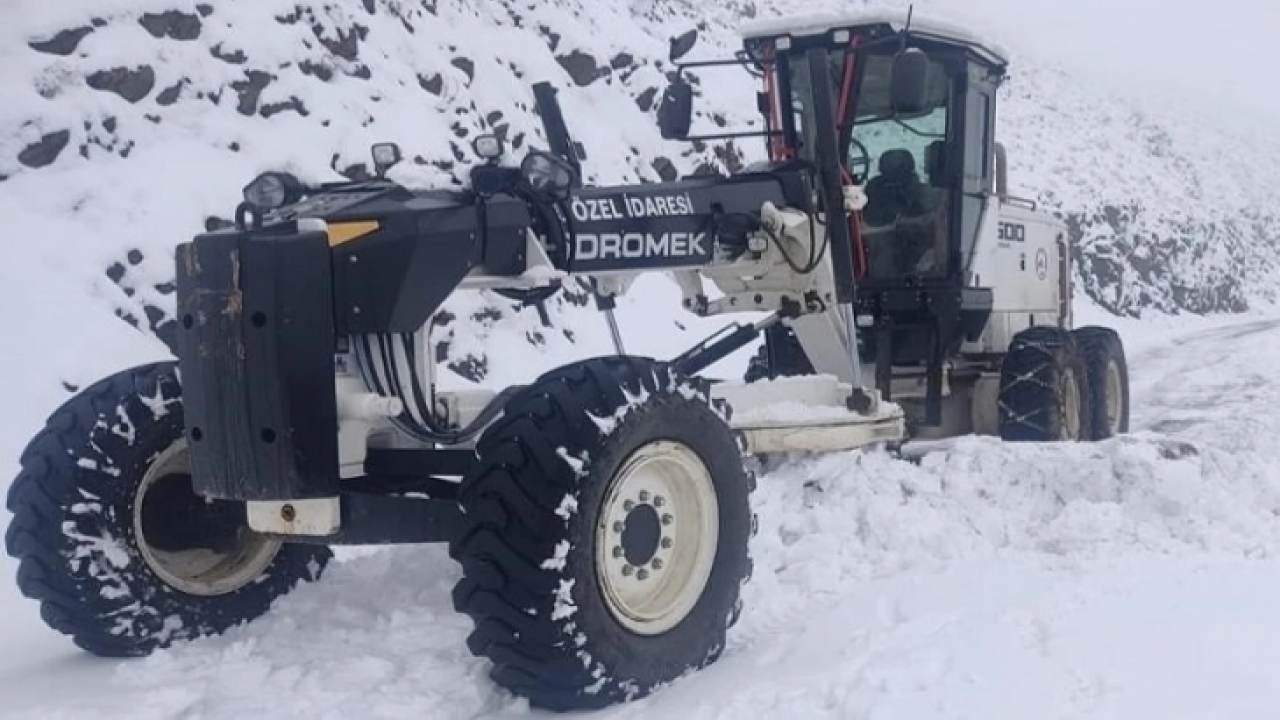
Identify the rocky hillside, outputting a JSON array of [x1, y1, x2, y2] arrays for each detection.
[[3, 0, 1277, 387]]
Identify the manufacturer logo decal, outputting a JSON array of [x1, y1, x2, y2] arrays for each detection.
[[575, 232, 707, 262]]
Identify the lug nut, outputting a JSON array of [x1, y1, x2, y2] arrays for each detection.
[[662, 514, 673, 526], [637, 569, 650, 580], [661, 537, 673, 549], [613, 521, 624, 533], [622, 565, 634, 576], [624, 500, 635, 512], [651, 558, 664, 570], [612, 546, 623, 558], [639, 491, 651, 502], [654, 496, 666, 508]]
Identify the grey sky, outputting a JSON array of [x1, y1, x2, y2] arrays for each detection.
[[933, 0, 1280, 119]]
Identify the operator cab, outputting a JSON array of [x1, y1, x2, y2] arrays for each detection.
[[657, 10, 1014, 425], [738, 10, 1008, 287]]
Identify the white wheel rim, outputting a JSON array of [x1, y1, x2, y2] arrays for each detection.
[[1105, 360, 1123, 434], [595, 441, 720, 636], [1061, 368, 1082, 440], [133, 439, 282, 597]]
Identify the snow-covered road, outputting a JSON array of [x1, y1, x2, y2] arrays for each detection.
[[2, 316, 1279, 720]]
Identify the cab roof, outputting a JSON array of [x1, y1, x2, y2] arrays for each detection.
[[739, 8, 1009, 66]]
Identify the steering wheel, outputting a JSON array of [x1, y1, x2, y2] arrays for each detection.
[[846, 138, 872, 184]]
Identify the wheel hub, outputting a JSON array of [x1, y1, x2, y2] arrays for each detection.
[[596, 441, 719, 636], [133, 440, 281, 597], [620, 503, 661, 567]]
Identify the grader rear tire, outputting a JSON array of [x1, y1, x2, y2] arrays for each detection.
[[1074, 326, 1130, 439], [997, 326, 1093, 442]]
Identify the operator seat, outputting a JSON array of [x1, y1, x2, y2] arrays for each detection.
[[862, 149, 935, 277], [862, 149, 926, 226]]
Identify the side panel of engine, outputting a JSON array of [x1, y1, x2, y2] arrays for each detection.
[[329, 195, 531, 335]]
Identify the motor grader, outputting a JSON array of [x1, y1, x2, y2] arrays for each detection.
[[5, 9, 1126, 712]]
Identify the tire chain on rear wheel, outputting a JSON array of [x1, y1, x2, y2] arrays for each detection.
[[4, 361, 332, 657], [448, 356, 756, 711], [997, 325, 1093, 441]]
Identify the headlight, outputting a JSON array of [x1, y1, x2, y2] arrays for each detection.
[[520, 151, 575, 199], [242, 172, 303, 210]]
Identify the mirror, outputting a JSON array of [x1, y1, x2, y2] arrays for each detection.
[[890, 48, 930, 115], [657, 80, 693, 140], [669, 29, 698, 63], [371, 142, 402, 177]]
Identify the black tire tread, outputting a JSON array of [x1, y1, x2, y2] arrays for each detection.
[[1073, 325, 1130, 439], [5, 361, 333, 657], [448, 357, 753, 711]]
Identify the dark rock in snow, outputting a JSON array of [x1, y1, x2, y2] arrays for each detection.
[[261, 97, 309, 118], [451, 57, 475, 83], [557, 50, 608, 86], [312, 22, 365, 61], [300, 60, 334, 81], [610, 52, 634, 70], [86, 66, 156, 103], [211, 44, 248, 64], [447, 356, 487, 383], [144, 304, 174, 347], [196, 4, 213, 17], [126, 249, 143, 265], [156, 80, 185, 105], [18, 130, 71, 168], [139, 11, 202, 41], [231, 70, 273, 115], [28, 26, 94, 55], [538, 26, 561, 52], [418, 72, 443, 95], [635, 87, 658, 112], [651, 156, 678, 182]]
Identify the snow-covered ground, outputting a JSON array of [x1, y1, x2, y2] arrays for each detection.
[[3, 305, 1280, 719]]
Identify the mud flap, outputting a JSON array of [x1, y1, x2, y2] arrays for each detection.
[[174, 228, 340, 502]]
